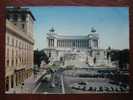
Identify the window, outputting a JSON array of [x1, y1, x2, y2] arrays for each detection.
[[5, 77, 9, 91], [16, 40, 18, 47], [19, 57, 21, 63], [13, 14, 18, 21], [21, 15, 26, 21], [6, 48, 9, 67], [97, 51, 100, 55], [11, 75, 14, 88], [12, 38, 14, 46], [12, 49, 14, 66], [12, 49, 14, 58], [7, 60, 9, 67], [7, 37, 9, 45], [7, 48, 9, 58], [16, 73, 18, 86], [19, 42, 21, 48], [7, 14, 10, 20], [22, 24, 25, 29], [12, 59, 14, 66], [16, 58, 18, 66], [16, 50, 18, 57]]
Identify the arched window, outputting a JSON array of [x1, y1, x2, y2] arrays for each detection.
[[11, 75, 14, 88], [5, 77, 9, 91]]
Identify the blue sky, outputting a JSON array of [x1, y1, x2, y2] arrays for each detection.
[[29, 7, 129, 50]]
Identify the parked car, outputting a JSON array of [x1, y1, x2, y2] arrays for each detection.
[[71, 84, 84, 90], [78, 81, 88, 85]]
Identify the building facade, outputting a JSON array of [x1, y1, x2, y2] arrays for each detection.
[[5, 7, 35, 92], [47, 27, 99, 50], [44, 28, 111, 67]]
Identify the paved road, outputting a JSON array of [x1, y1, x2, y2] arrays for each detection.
[[35, 68, 64, 94], [35, 59, 129, 94]]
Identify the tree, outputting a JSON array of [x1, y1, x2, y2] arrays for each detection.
[[118, 49, 129, 70], [34, 49, 50, 67], [110, 49, 129, 70]]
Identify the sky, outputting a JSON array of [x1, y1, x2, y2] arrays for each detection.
[[29, 7, 129, 50]]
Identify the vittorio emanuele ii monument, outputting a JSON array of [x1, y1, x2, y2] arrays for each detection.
[[44, 27, 113, 68]]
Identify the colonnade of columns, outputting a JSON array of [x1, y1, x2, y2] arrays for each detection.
[[48, 39, 98, 49], [56, 39, 89, 48], [48, 39, 54, 47]]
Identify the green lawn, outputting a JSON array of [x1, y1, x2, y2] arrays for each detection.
[[48, 64, 60, 70]]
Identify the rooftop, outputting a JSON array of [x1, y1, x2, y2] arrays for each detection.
[[6, 7, 36, 21], [47, 33, 99, 40]]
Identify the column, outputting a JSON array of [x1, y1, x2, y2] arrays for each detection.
[[69, 40, 71, 48], [14, 74, 16, 87], [66, 40, 67, 47], [78, 40, 79, 48], [51, 39, 53, 47], [9, 76, 11, 90], [69, 40, 70, 48], [76, 40, 77, 48], [52, 39, 53, 47], [61, 40, 62, 47], [64, 40, 66, 48], [58, 40, 59, 47], [54, 39, 57, 47], [84, 40, 85, 48], [71, 40, 72, 48], [86, 40, 87, 48], [63, 40, 65, 47], [65, 40, 67, 48], [59, 40, 61, 47], [67, 40, 68, 48], [89, 39, 91, 48], [82, 40, 83, 48], [53, 39, 55, 47], [91, 39, 93, 49], [64, 40, 65, 47], [83, 40, 85, 48], [57, 40, 58, 47], [97, 40, 98, 48], [51, 39, 52, 47], [79, 40, 80, 48], [75, 40, 77, 48], [60, 40, 62, 47], [49, 39, 51, 47], [77, 40, 78, 48], [67, 40, 69, 47], [80, 40, 82, 48]]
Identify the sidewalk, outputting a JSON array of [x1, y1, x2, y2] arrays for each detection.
[[6, 70, 47, 94]]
